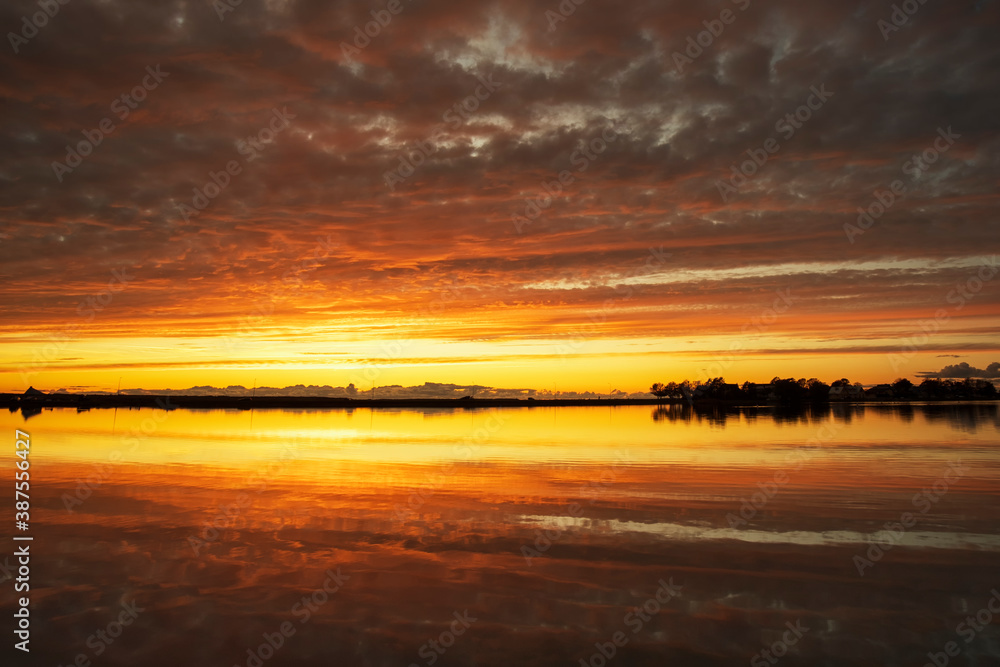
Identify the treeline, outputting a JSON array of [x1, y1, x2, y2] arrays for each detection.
[[649, 377, 999, 403]]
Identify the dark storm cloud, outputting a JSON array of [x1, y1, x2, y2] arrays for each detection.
[[918, 361, 1000, 378], [1, 0, 998, 351]]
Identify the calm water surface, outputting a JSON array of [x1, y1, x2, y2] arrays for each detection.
[[4, 403, 1000, 666]]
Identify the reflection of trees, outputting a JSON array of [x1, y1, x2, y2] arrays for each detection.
[[773, 402, 831, 425], [652, 403, 730, 426], [652, 404, 795, 427], [916, 403, 1000, 433], [652, 403, 692, 423], [649, 402, 1000, 433]]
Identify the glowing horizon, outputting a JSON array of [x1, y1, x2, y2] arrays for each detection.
[[3, 0, 999, 395]]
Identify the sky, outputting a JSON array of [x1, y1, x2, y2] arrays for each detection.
[[1, 0, 999, 395]]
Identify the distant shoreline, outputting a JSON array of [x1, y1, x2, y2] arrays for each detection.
[[3, 393, 998, 412], [6, 394, 660, 410]]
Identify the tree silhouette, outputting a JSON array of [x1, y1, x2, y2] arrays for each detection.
[[806, 378, 830, 402], [648, 374, 999, 404], [650, 382, 682, 399], [892, 378, 915, 398]]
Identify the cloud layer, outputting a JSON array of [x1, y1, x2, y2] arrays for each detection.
[[2, 0, 999, 389], [919, 361, 1000, 378]]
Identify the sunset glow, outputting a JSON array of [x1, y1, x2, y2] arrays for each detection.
[[3, 1, 999, 393]]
